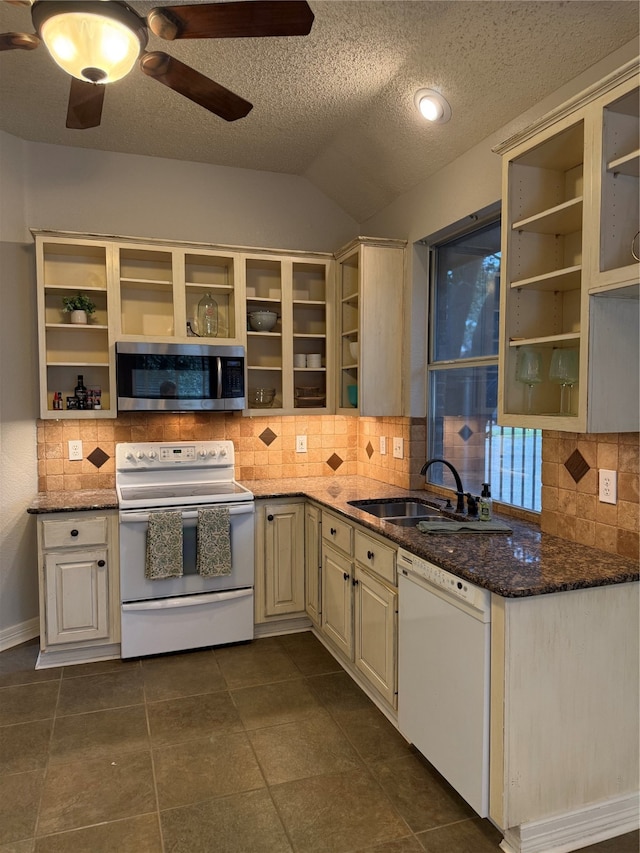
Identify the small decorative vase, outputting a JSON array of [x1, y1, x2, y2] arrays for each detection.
[[70, 310, 87, 325]]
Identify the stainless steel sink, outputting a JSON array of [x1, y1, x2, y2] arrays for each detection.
[[347, 498, 459, 526]]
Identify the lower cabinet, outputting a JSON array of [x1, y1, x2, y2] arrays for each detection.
[[304, 502, 321, 626], [37, 510, 120, 667], [320, 509, 398, 712], [255, 499, 306, 628]]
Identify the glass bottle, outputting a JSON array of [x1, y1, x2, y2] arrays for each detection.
[[74, 374, 88, 409], [197, 292, 218, 338]]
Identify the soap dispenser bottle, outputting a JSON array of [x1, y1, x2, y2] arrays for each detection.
[[479, 483, 492, 521]]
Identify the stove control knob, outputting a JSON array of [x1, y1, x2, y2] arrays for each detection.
[[136, 451, 145, 460], [199, 450, 208, 458], [219, 447, 227, 458], [209, 448, 218, 458], [148, 451, 157, 460], [125, 452, 134, 461]]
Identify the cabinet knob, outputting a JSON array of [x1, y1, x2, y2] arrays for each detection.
[[343, 572, 350, 581], [352, 577, 359, 586], [70, 529, 79, 537], [367, 550, 374, 560], [330, 528, 336, 535], [267, 514, 274, 521], [97, 559, 106, 567]]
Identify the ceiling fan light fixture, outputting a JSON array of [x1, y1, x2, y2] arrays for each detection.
[[32, 1, 147, 84], [414, 88, 451, 124]]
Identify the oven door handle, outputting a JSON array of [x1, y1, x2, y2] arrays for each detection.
[[120, 504, 254, 524], [122, 588, 253, 611]]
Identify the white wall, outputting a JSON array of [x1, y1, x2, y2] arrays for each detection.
[[24, 144, 358, 252], [0, 131, 40, 647]]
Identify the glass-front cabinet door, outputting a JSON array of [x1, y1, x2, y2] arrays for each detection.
[[244, 253, 333, 414]]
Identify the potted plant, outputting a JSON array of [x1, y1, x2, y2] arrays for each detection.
[[62, 293, 97, 325]]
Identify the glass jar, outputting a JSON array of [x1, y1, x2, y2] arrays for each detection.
[[197, 292, 218, 337]]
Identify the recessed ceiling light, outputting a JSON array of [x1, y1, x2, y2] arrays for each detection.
[[414, 88, 451, 124]]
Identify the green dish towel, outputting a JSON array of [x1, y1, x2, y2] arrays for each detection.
[[197, 507, 232, 577], [416, 519, 512, 534], [145, 511, 184, 579]]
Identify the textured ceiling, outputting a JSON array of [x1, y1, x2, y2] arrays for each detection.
[[0, 1, 638, 221]]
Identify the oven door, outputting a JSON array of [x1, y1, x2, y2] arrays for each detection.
[[119, 502, 255, 602]]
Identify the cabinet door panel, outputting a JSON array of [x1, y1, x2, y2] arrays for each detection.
[[305, 504, 321, 625], [264, 503, 305, 617], [45, 549, 109, 645], [354, 567, 397, 707], [321, 545, 353, 659]]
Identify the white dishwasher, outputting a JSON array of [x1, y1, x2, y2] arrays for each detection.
[[397, 547, 491, 817]]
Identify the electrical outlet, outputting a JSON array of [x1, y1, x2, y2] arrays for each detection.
[[296, 435, 307, 453], [598, 469, 617, 504], [379, 436, 386, 455], [392, 437, 403, 459], [68, 439, 83, 461]]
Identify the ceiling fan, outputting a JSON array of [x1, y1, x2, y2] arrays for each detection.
[[0, 0, 314, 128]]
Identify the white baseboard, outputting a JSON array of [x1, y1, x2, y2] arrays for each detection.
[[500, 792, 640, 853], [0, 617, 39, 652]]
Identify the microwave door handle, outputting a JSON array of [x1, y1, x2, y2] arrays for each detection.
[[216, 356, 222, 399]]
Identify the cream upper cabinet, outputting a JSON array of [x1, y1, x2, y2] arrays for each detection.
[[497, 61, 639, 433], [113, 241, 244, 343], [244, 252, 334, 414], [34, 234, 116, 418], [335, 237, 406, 416]]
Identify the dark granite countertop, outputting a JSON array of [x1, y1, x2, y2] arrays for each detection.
[[27, 490, 118, 514], [28, 476, 638, 598], [243, 475, 639, 598]]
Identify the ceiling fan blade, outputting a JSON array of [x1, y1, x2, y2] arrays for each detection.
[[140, 51, 252, 122], [0, 31, 39, 50], [66, 78, 105, 129], [147, 1, 314, 40]]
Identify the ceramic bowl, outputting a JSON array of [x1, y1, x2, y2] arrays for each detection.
[[349, 341, 358, 361], [347, 385, 358, 407], [248, 311, 278, 332]]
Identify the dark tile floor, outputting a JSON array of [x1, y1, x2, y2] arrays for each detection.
[[0, 633, 638, 853]]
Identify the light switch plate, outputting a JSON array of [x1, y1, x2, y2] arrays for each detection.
[[392, 437, 403, 459], [296, 435, 307, 453], [380, 436, 386, 455]]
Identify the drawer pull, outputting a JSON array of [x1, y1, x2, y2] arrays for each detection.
[[343, 572, 350, 581], [330, 528, 337, 536], [367, 550, 374, 560], [97, 559, 106, 567], [352, 578, 359, 586], [267, 514, 274, 521], [70, 529, 79, 537]]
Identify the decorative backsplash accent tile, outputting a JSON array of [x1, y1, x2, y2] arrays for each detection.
[[326, 453, 343, 471], [87, 447, 110, 469], [565, 448, 589, 483], [458, 424, 473, 442], [259, 427, 277, 447], [366, 441, 374, 459]]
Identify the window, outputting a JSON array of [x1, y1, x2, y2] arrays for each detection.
[[426, 215, 541, 512]]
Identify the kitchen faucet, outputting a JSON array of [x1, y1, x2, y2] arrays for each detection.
[[419, 458, 469, 515]]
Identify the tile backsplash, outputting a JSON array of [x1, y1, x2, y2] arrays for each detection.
[[37, 416, 638, 561], [540, 430, 639, 562]]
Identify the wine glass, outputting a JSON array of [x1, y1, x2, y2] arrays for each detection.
[[515, 348, 543, 413], [549, 348, 579, 415]]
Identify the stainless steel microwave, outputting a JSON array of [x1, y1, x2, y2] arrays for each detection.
[[116, 342, 245, 412]]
